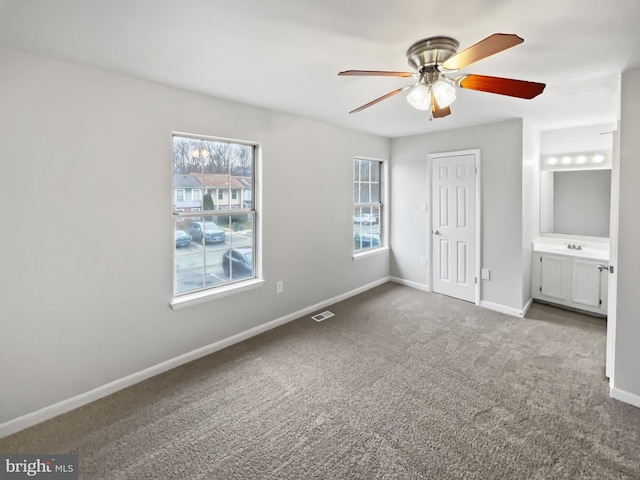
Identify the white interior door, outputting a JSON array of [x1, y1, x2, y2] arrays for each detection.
[[431, 153, 477, 303]]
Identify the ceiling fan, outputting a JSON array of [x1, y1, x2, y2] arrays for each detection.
[[338, 33, 546, 119]]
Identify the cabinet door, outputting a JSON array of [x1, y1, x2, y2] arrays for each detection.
[[540, 255, 568, 300], [571, 259, 602, 308]]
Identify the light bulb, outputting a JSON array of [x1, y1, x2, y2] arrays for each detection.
[[406, 84, 432, 111], [546, 157, 558, 165], [591, 154, 606, 163], [432, 79, 456, 108]]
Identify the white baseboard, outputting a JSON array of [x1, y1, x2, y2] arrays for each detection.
[[390, 277, 528, 318], [0, 277, 390, 439], [389, 276, 431, 292], [610, 385, 640, 409], [479, 300, 527, 318], [521, 297, 533, 317]]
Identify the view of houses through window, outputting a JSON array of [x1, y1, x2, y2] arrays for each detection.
[[173, 134, 256, 296], [353, 158, 382, 252]]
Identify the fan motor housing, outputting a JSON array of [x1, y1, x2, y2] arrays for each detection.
[[406, 36, 459, 70]]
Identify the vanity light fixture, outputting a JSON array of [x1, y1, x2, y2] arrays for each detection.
[[541, 151, 610, 170]]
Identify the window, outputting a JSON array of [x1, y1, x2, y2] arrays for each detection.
[[173, 134, 257, 297], [175, 189, 185, 202], [353, 158, 382, 253]]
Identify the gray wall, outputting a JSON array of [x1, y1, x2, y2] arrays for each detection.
[[522, 121, 540, 307], [389, 119, 527, 312], [0, 47, 390, 423], [615, 67, 640, 399]]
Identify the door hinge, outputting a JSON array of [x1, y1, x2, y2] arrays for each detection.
[[475, 276, 477, 284], [540, 257, 542, 262], [599, 299, 602, 305], [609, 265, 614, 274], [539, 286, 542, 292]]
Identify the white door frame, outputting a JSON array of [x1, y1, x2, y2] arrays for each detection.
[[606, 123, 620, 380], [427, 149, 481, 305]]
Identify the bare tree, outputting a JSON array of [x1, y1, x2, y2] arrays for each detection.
[[230, 144, 252, 176], [174, 136, 252, 176]]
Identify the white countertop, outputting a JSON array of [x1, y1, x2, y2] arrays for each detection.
[[532, 237, 609, 262]]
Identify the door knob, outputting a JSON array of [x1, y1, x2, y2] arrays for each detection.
[[434, 230, 441, 235]]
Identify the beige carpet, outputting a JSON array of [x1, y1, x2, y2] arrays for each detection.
[[1, 282, 639, 479]]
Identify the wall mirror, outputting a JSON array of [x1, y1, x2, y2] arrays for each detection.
[[540, 166, 611, 238]]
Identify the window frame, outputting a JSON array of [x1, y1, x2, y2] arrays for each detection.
[[170, 132, 263, 309], [352, 156, 388, 259]]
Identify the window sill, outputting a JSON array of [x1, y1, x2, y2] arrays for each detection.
[[352, 246, 389, 261], [170, 278, 265, 310]]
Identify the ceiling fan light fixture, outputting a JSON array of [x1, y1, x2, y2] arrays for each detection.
[[406, 84, 432, 111], [433, 79, 456, 108], [340, 33, 545, 117]]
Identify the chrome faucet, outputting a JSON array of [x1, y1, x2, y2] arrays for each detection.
[[567, 243, 583, 250]]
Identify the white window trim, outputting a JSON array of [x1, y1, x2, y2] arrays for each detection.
[[171, 132, 263, 307], [175, 189, 185, 202], [170, 278, 265, 310], [352, 156, 388, 256], [352, 246, 390, 261]]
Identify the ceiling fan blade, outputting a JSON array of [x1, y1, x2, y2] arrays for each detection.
[[442, 33, 523, 71], [339, 70, 415, 77], [431, 93, 451, 118], [348, 86, 412, 113], [456, 74, 545, 99]]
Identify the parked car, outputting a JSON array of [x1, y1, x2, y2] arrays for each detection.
[[222, 247, 253, 278], [189, 221, 225, 244], [354, 233, 380, 249], [175, 229, 192, 248], [353, 213, 377, 225]]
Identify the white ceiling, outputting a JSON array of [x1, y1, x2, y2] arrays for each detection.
[[1, 0, 639, 138]]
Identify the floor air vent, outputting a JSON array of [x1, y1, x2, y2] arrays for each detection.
[[312, 311, 335, 322]]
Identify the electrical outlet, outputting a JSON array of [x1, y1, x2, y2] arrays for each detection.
[[276, 280, 284, 294], [481, 269, 491, 280], [420, 257, 428, 267]]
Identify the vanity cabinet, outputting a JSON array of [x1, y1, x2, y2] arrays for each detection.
[[532, 251, 608, 315]]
